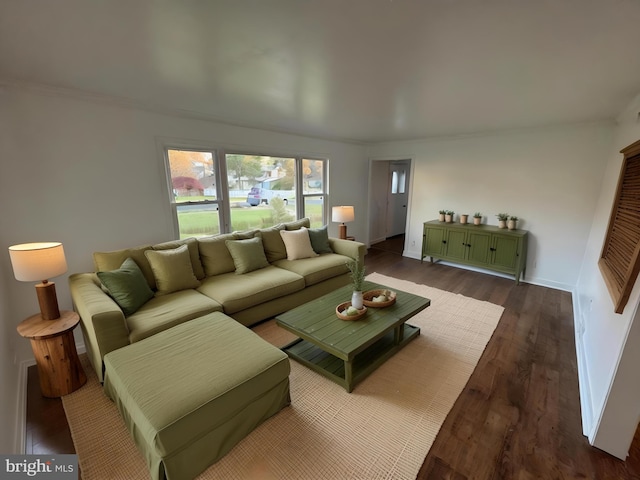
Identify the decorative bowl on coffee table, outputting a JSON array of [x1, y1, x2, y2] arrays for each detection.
[[336, 302, 367, 321], [363, 289, 397, 308]]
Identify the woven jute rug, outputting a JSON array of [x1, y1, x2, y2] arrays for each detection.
[[62, 273, 504, 480]]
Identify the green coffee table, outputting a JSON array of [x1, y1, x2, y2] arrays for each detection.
[[275, 281, 430, 392]]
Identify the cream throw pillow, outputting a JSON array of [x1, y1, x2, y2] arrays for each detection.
[[280, 227, 319, 260], [144, 244, 200, 296]]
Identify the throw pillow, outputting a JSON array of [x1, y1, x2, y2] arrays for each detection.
[[144, 244, 201, 296], [225, 237, 270, 274], [197, 233, 237, 276], [284, 218, 311, 230], [259, 224, 287, 262], [93, 244, 156, 289], [152, 237, 205, 280], [97, 257, 154, 316], [308, 225, 333, 254], [280, 227, 319, 260]]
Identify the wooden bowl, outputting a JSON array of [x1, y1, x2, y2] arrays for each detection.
[[363, 289, 397, 308], [336, 302, 367, 321]]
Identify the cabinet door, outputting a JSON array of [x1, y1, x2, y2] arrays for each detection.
[[467, 231, 491, 264], [445, 229, 467, 260], [423, 226, 446, 256], [491, 235, 519, 269]]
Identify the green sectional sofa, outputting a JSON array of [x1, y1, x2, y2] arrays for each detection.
[[69, 218, 366, 382]]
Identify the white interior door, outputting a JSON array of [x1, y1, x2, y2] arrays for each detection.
[[387, 161, 409, 237]]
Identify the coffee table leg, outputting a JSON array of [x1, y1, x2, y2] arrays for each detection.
[[394, 325, 405, 344], [345, 360, 354, 393]]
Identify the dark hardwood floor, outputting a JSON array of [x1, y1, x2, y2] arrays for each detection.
[[26, 236, 640, 479]]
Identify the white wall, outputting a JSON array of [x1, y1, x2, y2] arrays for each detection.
[[0, 86, 368, 453], [574, 93, 640, 458], [368, 123, 614, 291]]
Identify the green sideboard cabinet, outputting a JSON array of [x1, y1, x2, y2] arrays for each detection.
[[421, 220, 528, 284]]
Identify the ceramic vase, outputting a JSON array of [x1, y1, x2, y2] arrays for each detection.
[[508, 220, 517, 230], [460, 214, 468, 225], [351, 291, 364, 310], [474, 217, 481, 226]]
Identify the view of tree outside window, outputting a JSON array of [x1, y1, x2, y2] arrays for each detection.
[[166, 148, 327, 238], [167, 149, 220, 237], [231, 154, 297, 231]]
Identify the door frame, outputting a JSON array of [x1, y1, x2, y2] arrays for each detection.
[[367, 156, 414, 251]]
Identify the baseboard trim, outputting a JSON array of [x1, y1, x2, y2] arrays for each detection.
[[404, 251, 574, 292]]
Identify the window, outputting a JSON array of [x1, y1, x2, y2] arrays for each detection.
[[599, 139, 640, 313], [391, 169, 406, 194], [227, 154, 297, 231], [164, 147, 327, 237], [302, 158, 327, 228], [166, 149, 222, 238]]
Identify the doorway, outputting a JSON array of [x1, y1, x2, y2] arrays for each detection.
[[369, 159, 411, 248]]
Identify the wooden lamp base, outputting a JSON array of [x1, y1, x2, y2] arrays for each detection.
[[36, 281, 61, 320], [339, 223, 347, 240]]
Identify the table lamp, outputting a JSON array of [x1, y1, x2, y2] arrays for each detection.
[[332, 206, 355, 240], [8, 242, 68, 320]]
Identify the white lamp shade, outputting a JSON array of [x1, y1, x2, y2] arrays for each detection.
[[332, 206, 355, 223], [8, 242, 68, 282]]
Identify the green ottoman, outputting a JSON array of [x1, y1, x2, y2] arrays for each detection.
[[103, 312, 290, 480]]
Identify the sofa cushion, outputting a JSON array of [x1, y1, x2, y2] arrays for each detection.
[[197, 266, 304, 314], [198, 233, 237, 276], [225, 236, 270, 274], [152, 238, 205, 280], [284, 218, 311, 230], [273, 253, 351, 286], [308, 225, 333, 254], [126, 289, 223, 343], [97, 257, 154, 316], [145, 245, 201, 296], [259, 224, 287, 263], [94, 244, 156, 289], [233, 229, 259, 240], [280, 227, 318, 261]]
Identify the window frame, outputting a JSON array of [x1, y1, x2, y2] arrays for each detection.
[[161, 141, 328, 237]]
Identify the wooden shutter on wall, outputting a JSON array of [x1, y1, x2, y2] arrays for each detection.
[[599, 139, 640, 314]]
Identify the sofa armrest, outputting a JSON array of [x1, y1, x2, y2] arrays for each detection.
[[328, 238, 366, 265], [69, 273, 131, 382]]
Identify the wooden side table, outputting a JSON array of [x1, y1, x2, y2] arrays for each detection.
[[17, 310, 87, 398]]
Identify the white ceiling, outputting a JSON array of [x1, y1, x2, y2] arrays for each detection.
[[2, 0, 640, 143]]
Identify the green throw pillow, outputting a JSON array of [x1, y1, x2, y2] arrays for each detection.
[[197, 233, 237, 276], [144, 244, 201, 296], [97, 257, 154, 316], [152, 237, 205, 280], [284, 218, 311, 230], [93, 244, 156, 289], [259, 224, 287, 262], [308, 225, 333, 254], [225, 237, 270, 274]]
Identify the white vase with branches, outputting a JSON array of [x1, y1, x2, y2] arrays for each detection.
[[347, 260, 366, 309]]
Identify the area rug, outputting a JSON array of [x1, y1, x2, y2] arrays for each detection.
[[62, 273, 504, 480]]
